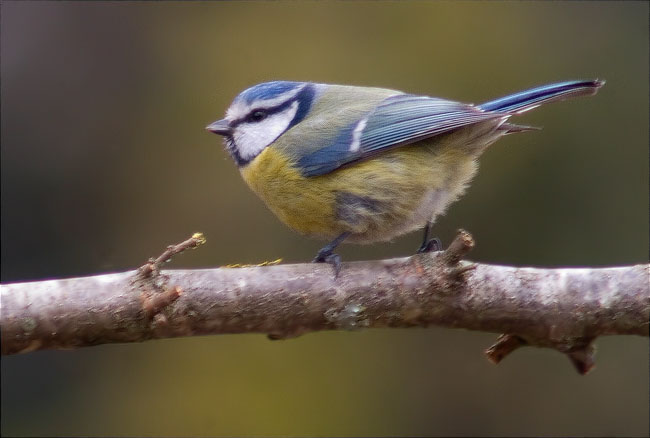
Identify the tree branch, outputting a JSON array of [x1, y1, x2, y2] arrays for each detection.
[[1, 231, 648, 374]]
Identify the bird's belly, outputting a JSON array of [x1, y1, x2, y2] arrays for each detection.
[[240, 142, 478, 243], [372, 187, 455, 243]]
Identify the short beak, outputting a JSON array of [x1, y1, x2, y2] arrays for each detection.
[[206, 119, 232, 136]]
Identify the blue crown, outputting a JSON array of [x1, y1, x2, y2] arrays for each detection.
[[237, 81, 304, 104]]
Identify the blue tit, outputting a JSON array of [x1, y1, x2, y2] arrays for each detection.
[[206, 79, 604, 272]]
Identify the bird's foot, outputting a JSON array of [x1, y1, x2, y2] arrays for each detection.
[[312, 232, 349, 277], [417, 237, 443, 253], [313, 249, 343, 277]]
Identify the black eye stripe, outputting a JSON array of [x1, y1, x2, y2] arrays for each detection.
[[227, 84, 315, 167], [231, 99, 295, 127]]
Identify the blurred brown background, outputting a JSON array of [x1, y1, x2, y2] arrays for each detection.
[[1, 1, 648, 436]]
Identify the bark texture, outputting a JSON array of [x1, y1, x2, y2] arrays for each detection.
[[1, 232, 648, 374]]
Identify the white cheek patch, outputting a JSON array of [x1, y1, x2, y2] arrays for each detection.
[[233, 101, 299, 161]]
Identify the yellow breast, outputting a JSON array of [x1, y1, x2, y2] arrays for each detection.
[[240, 147, 339, 239], [240, 139, 478, 243]]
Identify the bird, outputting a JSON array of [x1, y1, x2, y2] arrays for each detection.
[[206, 79, 604, 274]]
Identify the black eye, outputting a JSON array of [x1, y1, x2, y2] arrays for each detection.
[[248, 110, 267, 122]]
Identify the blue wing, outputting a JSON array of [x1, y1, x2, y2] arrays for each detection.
[[295, 80, 604, 177], [296, 94, 503, 177]]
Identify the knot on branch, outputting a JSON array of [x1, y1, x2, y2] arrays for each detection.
[[324, 303, 370, 330], [485, 334, 598, 375], [132, 233, 206, 322], [485, 334, 527, 364], [426, 229, 478, 289], [565, 341, 597, 375], [436, 231, 601, 375], [442, 229, 475, 266]]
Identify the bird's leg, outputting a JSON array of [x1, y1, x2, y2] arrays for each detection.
[[313, 232, 350, 276], [417, 221, 442, 253]]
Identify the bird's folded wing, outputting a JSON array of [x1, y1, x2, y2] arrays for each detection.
[[296, 94, 504, 177]]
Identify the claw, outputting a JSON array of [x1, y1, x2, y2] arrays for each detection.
[[417, 237, 442, 253], [313, 251, 342, 277], [417, 221, 443, 253], [312, 232, 349, 277]]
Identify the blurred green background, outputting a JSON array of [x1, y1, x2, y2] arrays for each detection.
[[1, 1, 648, 436]]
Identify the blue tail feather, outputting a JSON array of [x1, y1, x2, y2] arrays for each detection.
[[478, 80, 605, 114]]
